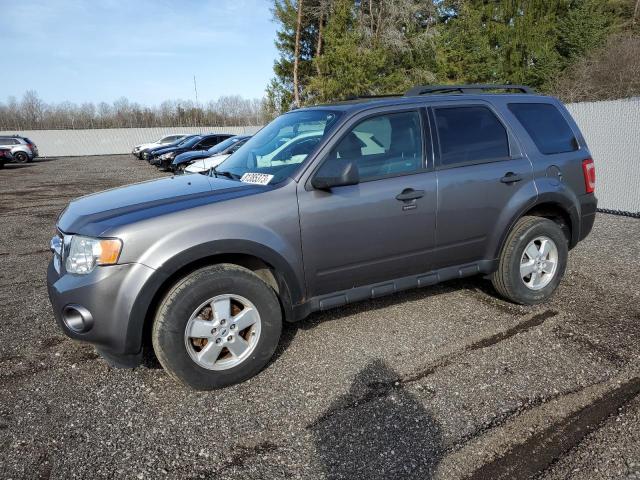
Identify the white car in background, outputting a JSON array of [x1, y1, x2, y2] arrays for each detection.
[[184, 152, 234, 174], [131, 134, 188, 159]]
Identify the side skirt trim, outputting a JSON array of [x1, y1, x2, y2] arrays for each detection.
[[292, 259, 498, 321]]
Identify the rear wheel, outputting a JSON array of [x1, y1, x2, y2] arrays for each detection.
[[152, 264, 282, 390], [13, 151, 29, 163], [491, 216, 568, 305]]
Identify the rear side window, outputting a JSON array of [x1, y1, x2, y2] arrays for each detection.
[[509, 103, 578, 155], [434, 106, 510, 166]]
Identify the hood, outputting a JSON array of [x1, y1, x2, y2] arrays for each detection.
[[173, 149, 209, 165], [135, 142, 157, 150], [57, 174, 267, 236]]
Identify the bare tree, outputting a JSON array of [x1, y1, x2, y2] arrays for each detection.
[[551, 33, 640, 102], [0, 92, 268, 131]]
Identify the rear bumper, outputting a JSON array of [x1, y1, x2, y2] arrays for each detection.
[[47, 260, 159, 367], [578, 193, 597, 242]]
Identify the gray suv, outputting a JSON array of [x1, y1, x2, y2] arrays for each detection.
[[47, 85, 597, 390], [0, 135, 39, 163]]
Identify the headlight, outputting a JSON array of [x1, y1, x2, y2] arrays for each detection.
[[65, 236, 122, 274], [160, 152, 175, 160]]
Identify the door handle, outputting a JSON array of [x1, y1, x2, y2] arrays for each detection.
[[500, 172, 523, 184], [396, 188, 425, 202]]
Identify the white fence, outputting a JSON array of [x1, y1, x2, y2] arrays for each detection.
[[566, 98, 640, 215], [0, 126, 262, 157], [1, 98, 638, 214]]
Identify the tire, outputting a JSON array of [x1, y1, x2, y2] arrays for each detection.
[[491, 216, 568, 305], [152, 264, 282, 390], [0, 160, 5, 169], [13, 151, 29, 163]]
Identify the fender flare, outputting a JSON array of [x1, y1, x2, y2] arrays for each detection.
[[493, 190, 580, 260], [125, 239, 304, 353]]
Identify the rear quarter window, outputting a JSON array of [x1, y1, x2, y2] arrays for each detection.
[[508, 103, 578, 155]]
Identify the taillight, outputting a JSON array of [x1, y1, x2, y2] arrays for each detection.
[[582, 158, 595, 194]]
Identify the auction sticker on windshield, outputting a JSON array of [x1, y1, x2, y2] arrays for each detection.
[[240, 173, 274, 185]]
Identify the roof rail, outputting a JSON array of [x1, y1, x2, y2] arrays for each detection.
[[404, 84, 534, 96], [343, 94, 402, 101]]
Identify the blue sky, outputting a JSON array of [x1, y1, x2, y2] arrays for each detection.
[[0, 0, 278, 105]]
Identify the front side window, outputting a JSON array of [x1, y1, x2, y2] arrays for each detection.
[[509, 103, 578, 155], [317, 111, 424, 182], [217, 109, 341, 184], [435, 106, 510, 166]]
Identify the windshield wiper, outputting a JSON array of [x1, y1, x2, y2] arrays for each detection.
[[210, 166, 239, 180]]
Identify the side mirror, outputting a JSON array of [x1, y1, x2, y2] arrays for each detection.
[[311, 158, 359, 190]]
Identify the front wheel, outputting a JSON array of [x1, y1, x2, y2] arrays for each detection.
[[152, 264, 282, 390], [491, 216, 568, 305]]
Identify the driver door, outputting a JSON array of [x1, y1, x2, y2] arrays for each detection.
[[297, 109, 438, 297]]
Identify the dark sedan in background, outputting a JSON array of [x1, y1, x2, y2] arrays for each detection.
[[149, 133, 234, 169], [170, 135, 251, 173]]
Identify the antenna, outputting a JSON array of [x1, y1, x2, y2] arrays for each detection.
[[193, 75, 199, 128]]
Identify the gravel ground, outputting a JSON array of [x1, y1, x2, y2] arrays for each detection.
[[0, 155, 639, 479]]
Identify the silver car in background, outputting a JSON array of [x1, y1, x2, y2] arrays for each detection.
[[132, 134, 188, 158], [0, 135, 39, 163]]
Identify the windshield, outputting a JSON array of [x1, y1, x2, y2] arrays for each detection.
[[207, 136, 243, 154], [215, 110, 340, 184]]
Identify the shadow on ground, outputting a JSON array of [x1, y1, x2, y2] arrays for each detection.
[[309, 359, 443, 479]]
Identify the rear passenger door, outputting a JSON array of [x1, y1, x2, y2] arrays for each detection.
[[430, 102, 536, 268]]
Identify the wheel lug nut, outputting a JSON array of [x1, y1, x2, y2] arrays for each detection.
[[227, 335, 233, 341], [230, 324, 235, 330], [220, 319, 226, 325], [215, 338, 221, 344], [211, 328, 217, 334]]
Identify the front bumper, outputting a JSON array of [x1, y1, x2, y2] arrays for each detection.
[[47, 260, 159, 366]]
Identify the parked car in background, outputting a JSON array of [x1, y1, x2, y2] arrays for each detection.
[[0, 147, 13, 168], [150, 133, 234, 169], [0, 135, 39, 163], [48, 85, 597, 390], [141, 134, 199, 161], [132, 134, 188, 159], [173, 135, 251, 173]]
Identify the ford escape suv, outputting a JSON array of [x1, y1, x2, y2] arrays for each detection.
[[48, 85, 597, 390]]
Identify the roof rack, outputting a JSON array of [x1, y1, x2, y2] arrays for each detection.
[[404, 84, 534, 96], [343, 94, 402, 101]]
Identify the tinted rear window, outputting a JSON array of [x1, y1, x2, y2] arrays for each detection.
[[434, 106, 510, 166], [509, 103, 578, 155]]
